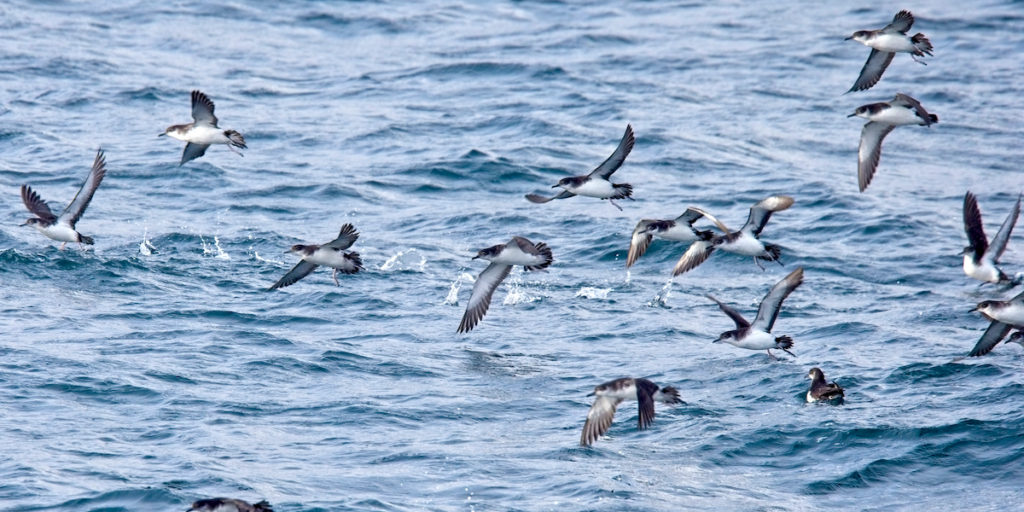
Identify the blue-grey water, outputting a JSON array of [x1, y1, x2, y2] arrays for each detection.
[[1, 1, 1023, 510]]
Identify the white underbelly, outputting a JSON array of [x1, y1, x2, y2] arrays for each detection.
[[569, 179, 616, 198], [731, 330, 776, 350], [963, 256, 1000, 283], [306, 249, 352, 268], [868, 34, 915, 53], [39, 223, 79, 243], [184, 125, 228, 145], [657, 225, 699, 243], [721, 235, 766, 256], [493, 245, 543, 267], [991, 305, 1024, 327], [869, 107, 921, 126]]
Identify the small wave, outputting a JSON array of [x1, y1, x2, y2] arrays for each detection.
[[199, 235, 230, 260], [575, 287, 611, 300]]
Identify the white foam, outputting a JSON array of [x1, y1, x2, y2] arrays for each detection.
[[139, 228, 155, 256], [646, 278, 674, 307], [200, 235, 230, 260], [379, 248, 426, 272], [575, 287, 611, 300]]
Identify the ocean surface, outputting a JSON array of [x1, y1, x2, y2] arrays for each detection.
[[1, 1, 1023, 510]]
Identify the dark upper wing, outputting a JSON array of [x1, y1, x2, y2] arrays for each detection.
[[707, 294, 750, 329], [326, 223, 359, 250], [968, 320, 1012, 357], [269, 260, 318, 290], [741, 196, 794, 237], [857, 121, 896, 192], [525, 190, 575, 203], [20, 185, 57, 222], [753, 267, 804, 332], [848, 49, 895, 93], [891, 93, 935, 125], [191, 90, 218, 126], [686, 207, 731, 233], [963, 191, 989, 261], [457, 262, 512, 333], [587, 124, 635, 180], [59, 149, 107, 227], [510, 236, 543, 256], [180, 142, 210, 165], [627, 220, 655, 268], [988, 194, 1021, 263], [580, 395, 621, 447], [634, 378, 659, 430], [673, 239, 715, 276], [884, 10, 915, 33]]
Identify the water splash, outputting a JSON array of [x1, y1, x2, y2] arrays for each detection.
[[575, 287, 611, 300], [647, 277, 674, 307], [444, 271, 475, 306], [379, 248, 427, 272], [502, 268, 539, 306], [199, 235, 230, 260], [138, 228, 156, 256]]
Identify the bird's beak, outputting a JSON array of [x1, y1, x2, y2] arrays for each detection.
[[283, 249, 292, 254], [551, 184, 560, 188], [712, 338, 720, 344], [19, 220, 28, 226], [158, 133, 166, 137], [968, 306, 978, 313], [847, 112, 857, 117], [586, 391, 595, 397], [471, 255, 480, 260], [844, 36, 853, 40]]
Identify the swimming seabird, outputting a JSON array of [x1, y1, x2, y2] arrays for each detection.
[[626, 207, 729, 268], [967, 290, 1024, 356], [188, 498, 273, 512], [269, 224, 363, 290], [161, 90, 247, 165], [962, 191, 1021, 285], [457, 236, 553, 333], [806, 367, 845, 403], [20, 149, 107, 249], [672, 196, 793, 276], [846, 10, 933, 93], [849, 93, 938, 192], [526, 124, 635, 211], [580, 377, 681, 447], [707, 267, 804, 358]]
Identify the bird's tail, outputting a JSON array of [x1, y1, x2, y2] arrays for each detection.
[[775, 335, 794, 350], [78, 234, 95, 245], [254, 501, 274, 512], [927, 113, 939, 124], [695, 229, 715, 241], [759, 243, 782, 263], [911, 33, 933, 56], [342, 252, 363, 274], [658, 386, 683, 405], [610, 183, 633, 200], [225, 130, 247, 149], [525, 242, 554, 271]]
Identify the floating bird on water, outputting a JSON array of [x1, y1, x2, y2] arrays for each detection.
[[161, 90, 247, 165], [188, 498, 273, 512], [849, 93, 938, 192], [806, 367, 845, 403], [962, 191, 1021, 285], [967, 291, 1024, 357], [269, 224, 363, 290], [626, 206, 729, 268], [845, 10, 933, 93], [20, 149, 107, 250], [457, 236, 553, 333], [526, 124, 635, 211], [672, 196, 793, 275], [707, 267, 804, 359], [580, 377, 681, 447]]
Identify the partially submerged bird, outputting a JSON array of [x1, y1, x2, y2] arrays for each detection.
[[526, 124, 635, 211], [849, 93, 938, 192], [161, 90, 247, 165], [806, 367, 845, 403], [846, 10, 933, 93], [457, 236, 553, 333], [962, 192, 1021, 285], [626, 207, 729, 268], [20, 149, 107, 249], [188, 498, 273, 512], [708, 267, 804, 358], [580, 377, 681, 447], [269, 224, 363, 290], [967, 291, 1024, 357], [672, 196, 793, 276]]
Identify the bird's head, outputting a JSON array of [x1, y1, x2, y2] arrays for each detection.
[[472, 245, 502, 261], [21, 218, 40, 227], [714, 331, 736, 344], [845, 30, 870, 43], [161, 124, 188, 139], [807, 367, 823, 381]]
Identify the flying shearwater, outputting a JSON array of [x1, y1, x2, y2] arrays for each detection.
[[849, 93, 938, 192], [526, 124, 635, 211], [269, 224, 363, 290], [845, 10, 933, 93], [962, 191, 1021, 285], [707, 267, 804, 358], [20, 149, 107, 249], [580, 377, 681, 447], [626, 207, 729, 268], [672, 196, 793, 276], [457, 236, 553, 333], [806, 367, 845, 403], [188, 498, 273, 512], [161, 90, 247, 165], [967, 290, 1024, 356]]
